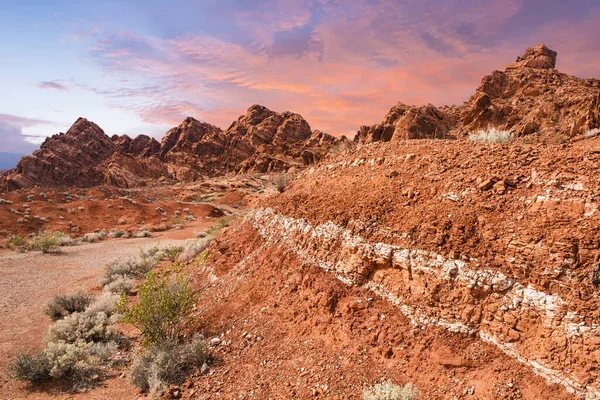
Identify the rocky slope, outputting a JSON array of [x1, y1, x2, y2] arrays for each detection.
[[355, 44, 600, 143], [192, 136, 600, 399], [1, 105, 343, 190]]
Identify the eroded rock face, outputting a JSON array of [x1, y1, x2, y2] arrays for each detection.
[[461, 45, 600, 139], [1, 106, 344, 190], [355, 103, 458, 143], [355, 44, 600, 143]]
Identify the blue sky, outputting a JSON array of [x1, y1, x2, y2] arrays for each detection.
[[1, 0, 599, 155]]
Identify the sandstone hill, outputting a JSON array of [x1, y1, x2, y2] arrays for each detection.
[[355, 44, 600, 143], [0, 105, 342, 190]]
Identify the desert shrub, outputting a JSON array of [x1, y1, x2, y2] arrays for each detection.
[[83, 292, 120, 317], [0, 198, 13, 205], [46, 292, 94, 320], [584, 128, 600, 138], [81, 230, 107, 243], [271, 173, 291, 193], [5, 234, 27, 249], [107, 229, 126, 238], [11, 341, 103, 386], [468, 128, 513, 143], [135, 230, 151, 238], [90, 341, 119, 363], [26, 231, 64, 253], [54, 232, 79, 246], [363, 381, 418, 400], [10, 352, 51, 383], [122, 271, 196, 346], [103, 257, 156, 286], [130, 334, 207, 394], [104, 276, 134, 295], [46, 309, 119, 344], [163, 245, 184, 262]]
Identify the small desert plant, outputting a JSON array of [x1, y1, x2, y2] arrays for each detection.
[[271, 173, 291, 193], [468, 127, 513, 143], [102, 257, 157, 286], [26, 231, 61, 253], [363, 381, 418, 400], [104, 276, 134, 295], [121, 271, 196, 346], [46, 292, 94, 321], [584, 128, 600, 138], [205, 216, 232, 236], [129, 334, 207, 394], [163, 245, 184, 262], [81, 230, 107, 243], [5, 234, 27, 249]]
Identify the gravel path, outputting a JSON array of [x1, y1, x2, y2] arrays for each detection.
[[0, 223, 208, 399]]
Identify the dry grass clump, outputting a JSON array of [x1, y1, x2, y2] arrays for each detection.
[[46, 292, 94, 321], [102, 256, 157, 287], [163, 245, 184, 262], [363, 381, 418, 400], [468, 127, 513, 143], [178, 238, 212, 263], [205, 216, 232, 236]]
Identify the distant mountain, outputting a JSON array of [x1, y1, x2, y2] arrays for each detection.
[[0, 105, 345, 190], [0, 153, 25, 171]]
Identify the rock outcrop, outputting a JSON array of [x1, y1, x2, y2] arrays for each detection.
[[356, 44, 600, 143], [1, 105, 343, 190], [209, 138, 600, 398]]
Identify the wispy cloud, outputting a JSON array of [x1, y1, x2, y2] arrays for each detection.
[[38, 81, 69, 91], [0, 114, 53, 153]]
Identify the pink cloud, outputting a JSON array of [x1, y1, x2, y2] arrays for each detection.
[[82, 0, 600, 138], [38, 81, 69, 91]]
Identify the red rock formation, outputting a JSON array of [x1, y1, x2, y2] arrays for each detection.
[[356, 44, 600, 144], [1, 106, 343, 190]]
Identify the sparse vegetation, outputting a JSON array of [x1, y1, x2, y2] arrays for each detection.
[[363, 381, 418, 400], [121, 271, 196, 346], [11, 292, 122, 388], [82, 230, 107, 243], [46, 292, 94, 321], [26, 231, 62, 253], [163, 245, 184, 262], [102, 256, 157, 286], [205, 216, 232, 236], [129, 334, 207, 395], [468, 127, 513, 143], [178, 238, 212, 263]]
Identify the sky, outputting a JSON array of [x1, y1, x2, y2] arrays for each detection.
[[1, 0, 599, 155]]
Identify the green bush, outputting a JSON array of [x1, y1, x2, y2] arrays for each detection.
[[122, 271, 196, 346], [46, 292, 94, 320], [130, 334, 207, 394], [363, 381, 418, 400], [6, 234, 27, 249]]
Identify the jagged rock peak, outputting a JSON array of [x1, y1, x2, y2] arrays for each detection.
[[507, 44, 557, 70], [64, 117, 105, 137]]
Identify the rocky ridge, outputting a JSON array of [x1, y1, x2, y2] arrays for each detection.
[[200, 137, 600, 398], [355, 44, 600, 143], [1, 105, 343, 190]]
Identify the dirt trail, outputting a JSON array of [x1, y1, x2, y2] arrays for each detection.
[[0, 220, 212, 399]]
